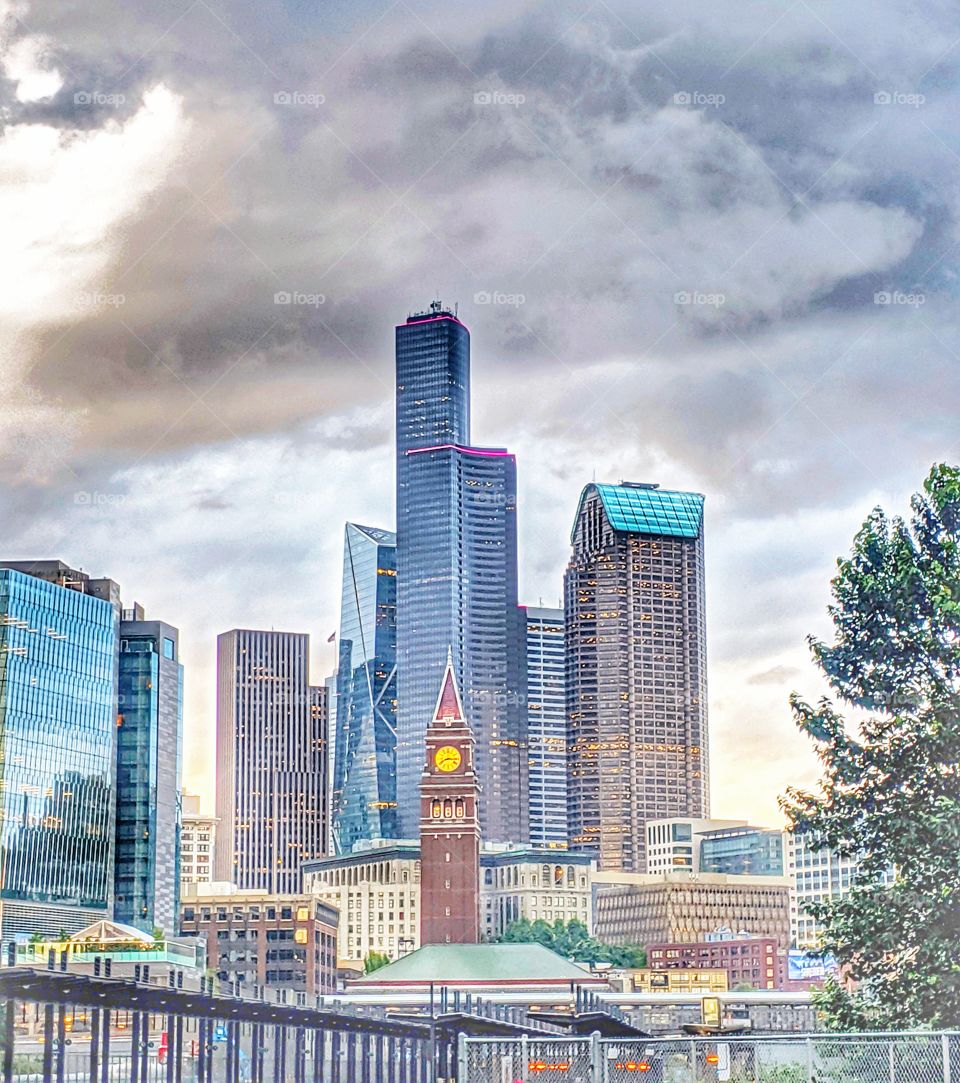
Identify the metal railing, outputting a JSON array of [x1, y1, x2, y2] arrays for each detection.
[[460, 1032, 960, 1083]]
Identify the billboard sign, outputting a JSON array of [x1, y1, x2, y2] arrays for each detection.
[[788, 950, 837, 981]]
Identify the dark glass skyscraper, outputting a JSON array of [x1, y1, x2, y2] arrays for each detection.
[[332, 523, 398, 854], [114, 611, 183, 935], [565, 483, 708, 872], [0, 563, 119, 938], [395, 302, 527, 844]]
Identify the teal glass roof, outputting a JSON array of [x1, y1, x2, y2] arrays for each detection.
[[578, 483, 704, 539]]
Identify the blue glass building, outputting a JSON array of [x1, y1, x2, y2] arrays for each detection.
[[114, 612, 183, 935], [0, 563, 120, 938], [395, 302, 527, 843], [332, 524, 398, 854], [700, 825, 784, 878]]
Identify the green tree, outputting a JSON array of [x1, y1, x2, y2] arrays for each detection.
[[782, 464, 960, 1030], [363, 950, 391, 974], [495, 918, 645, 969]]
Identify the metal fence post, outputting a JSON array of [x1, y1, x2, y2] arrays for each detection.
[[806, 1037, 814, 1083], [457, 1033, 466, 1083], [521, 1034, 529, 1083], [591, 1031, 602, 1083], [944, 1034, 953, 1083]]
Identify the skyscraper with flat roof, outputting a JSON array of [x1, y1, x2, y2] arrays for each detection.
[[114, 610, 183, 935], [0, 562, 120, 938], [395, 302, 527, 844], [332, 523, 399, 854], [565, 482, 708, 872], [523, 605, 568, 849], [216, 630, 328, 893]]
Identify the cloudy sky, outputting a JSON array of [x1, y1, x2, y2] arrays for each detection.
[[3, 0, 958, 826]]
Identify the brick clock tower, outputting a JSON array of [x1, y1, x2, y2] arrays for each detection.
[[419, 655, 481, 946]]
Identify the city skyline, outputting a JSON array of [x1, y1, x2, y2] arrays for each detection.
[[5, 0, 957, 834]]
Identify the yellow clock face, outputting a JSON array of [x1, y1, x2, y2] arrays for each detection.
[[434, 745, 462, 773]]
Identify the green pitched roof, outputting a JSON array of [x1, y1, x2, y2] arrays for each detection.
[[574, 483, 704, 540], [351, 944, 600, 986]]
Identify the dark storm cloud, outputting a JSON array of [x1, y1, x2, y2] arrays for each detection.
[[5, 0, 960, 819]]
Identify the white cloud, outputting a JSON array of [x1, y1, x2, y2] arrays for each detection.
[[2, 34, 62, 102]]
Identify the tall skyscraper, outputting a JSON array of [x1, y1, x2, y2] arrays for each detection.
[[395, 301, 527, 844], [523, 605, 568, 849], [565, 482, 708, 872], [419, 657, 481, 946], [114, 608, 183, 935], [0, 562, 120, 938], [332, 524, 398, 854], [215, 630, 328, 893]]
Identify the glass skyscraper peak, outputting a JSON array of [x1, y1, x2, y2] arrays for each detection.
[[395, 302, 528, 845], [565, 481, 709, 873], [332, 523, 398, 854]]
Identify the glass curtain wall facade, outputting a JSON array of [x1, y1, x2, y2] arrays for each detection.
[[565, 482, 708, 872], [397, 442, 527, 844], [114, 616, 183, 935], [395, 302, 528, 844], [700, 825, 784, 878], [524, 606, 568, 849], [215, 630, 328, 894], [0, 567, 118, 938], [332, 524, 398, 854]]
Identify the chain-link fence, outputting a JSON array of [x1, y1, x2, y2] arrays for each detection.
[[460, 1033, 960, 1083]]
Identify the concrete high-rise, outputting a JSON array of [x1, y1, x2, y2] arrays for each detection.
[[0, 561, 121, 938], [523, 606, 568, 850], [395, 301, 527, 844], [114, 607, 183, 935], [215, 630, 328, 893], [565, 483, 708, 872], [332, 524, 398, 854]]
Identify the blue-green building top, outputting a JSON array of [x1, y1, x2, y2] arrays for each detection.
[[573, 483, 705, 541]]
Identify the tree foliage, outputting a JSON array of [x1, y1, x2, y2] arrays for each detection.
[[495, 918, 647, 969], [363, 950, 391, 974], [782, 463, 960, 1030]]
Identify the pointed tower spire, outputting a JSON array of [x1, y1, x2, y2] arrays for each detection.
[[433, 649, 465, 725]]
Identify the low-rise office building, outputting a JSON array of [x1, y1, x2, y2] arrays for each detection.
[[785, 831, 859, 950], [180, 885, 338, 998], [647, 935, 784, 990], [180, 793, 217, 888], [612, 966, 728, 994], [303, 842, 595, 966], [592, 871, 791, 951]]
